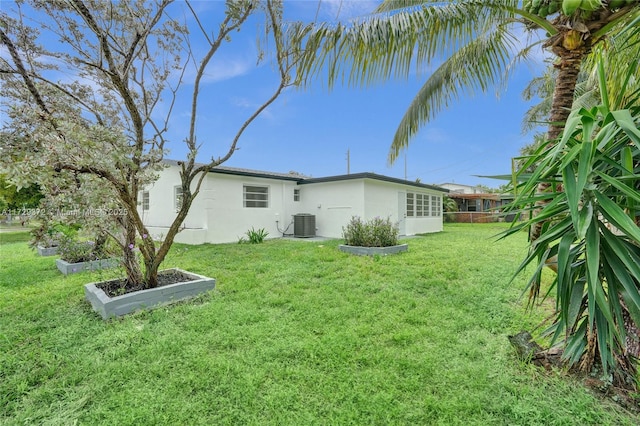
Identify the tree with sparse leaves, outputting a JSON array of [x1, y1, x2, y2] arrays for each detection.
[[0, 0, 316, 288]]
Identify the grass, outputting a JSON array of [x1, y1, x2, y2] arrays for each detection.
[[1, 223, 637, 424], [0, 226, 32, 244]]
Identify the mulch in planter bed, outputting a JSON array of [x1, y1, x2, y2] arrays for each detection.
[[97, 269, 195, 297]]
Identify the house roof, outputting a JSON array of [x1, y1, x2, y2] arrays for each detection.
[[448, 193, 513, 200], [162, 160, 447, 192], [209, 165, 306, 181], [299, 172, 448, 192], [162, 159, 305, 181]]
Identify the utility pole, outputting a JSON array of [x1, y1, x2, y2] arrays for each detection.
[[346, 149, 350, 174], [404, 151, 407, 180]]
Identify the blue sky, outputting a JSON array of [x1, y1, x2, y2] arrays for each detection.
[[3, 1, 550, 188], [165, 0, 550, 188]]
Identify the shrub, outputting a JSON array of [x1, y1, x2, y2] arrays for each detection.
[[29, 222, 81, 249], [58, 234, 108, 263], [443, 196, 459, 223], [29, 228, 60, 249], [342, 216, 399, 247]]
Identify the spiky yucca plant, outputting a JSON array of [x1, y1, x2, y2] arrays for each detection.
[[503, 59, 640, 385]]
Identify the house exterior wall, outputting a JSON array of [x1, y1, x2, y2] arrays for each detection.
[[296, 180, 365, 238], [140, 165, 209, 244], [141, 165, 446, 244], [141, 165, 298, 244], [202, 173, 298, 244], [296, 179, 444, 239], [440, 183, 483, 194], [389, 185, 444, 235]]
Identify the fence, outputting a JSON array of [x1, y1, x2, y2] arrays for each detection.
[[445, 211, 517, 224]]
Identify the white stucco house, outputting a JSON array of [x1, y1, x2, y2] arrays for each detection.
[[140, 160, 448, 244], [439, 182, 486, 194]]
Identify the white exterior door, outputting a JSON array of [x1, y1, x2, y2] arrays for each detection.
[[397, 192, 406, 236]]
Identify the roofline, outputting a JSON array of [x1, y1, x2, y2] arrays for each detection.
[[448, 193, 513, 200], [162, 160, 448, 191], [439, 182, 481, 188], [162, 159, 304, 182], [208, 167, 303, 181], [298, 172, 448, 192]]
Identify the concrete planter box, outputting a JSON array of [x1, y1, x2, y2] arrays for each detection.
[[37, 245, 59, 256], [56, 258, 119, 275], [84, 268, 216, 319], [338, 243, 408, 256]]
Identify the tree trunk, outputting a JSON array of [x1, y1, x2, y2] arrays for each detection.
[[529, 46, 587, 244], [123, 214, 143, 286], [527, 37, 640, 379], [144, 258, 159, 289]]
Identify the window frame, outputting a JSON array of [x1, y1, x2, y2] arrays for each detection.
[[174, 186, 183, 213], [407, 191, 441, 218], [243, 184, 269, 208], [142, 190, 150, 211], [431, 195, 441, 217], [406, 193, 414, 217]]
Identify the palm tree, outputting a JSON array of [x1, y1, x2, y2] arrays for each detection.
[[299, 0, 640, 380], [302, 0, 639, 149], [521, 30, 640, 134], [300, 0, 639, 236]]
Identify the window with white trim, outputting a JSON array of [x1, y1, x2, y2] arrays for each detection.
[[174, 186, 183, 212], [406, 193, 414, 217], [407, 192, 439, 217], [142, 190, 149, 211], [244, 185, 269, 208], [431, 195, 441, 217], [294, 188, 300, 202]]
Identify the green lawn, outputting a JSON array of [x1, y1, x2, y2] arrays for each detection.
[[0, 222, 33, 245], [1, 223, 636, 424]]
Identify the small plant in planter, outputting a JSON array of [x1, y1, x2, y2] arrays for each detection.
[[56, 233, 118, 275], [340, 216, 407, 256], [343, 216, 399, 247], [30, 222, 76, 256]]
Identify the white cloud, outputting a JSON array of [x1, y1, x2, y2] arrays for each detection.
[[291, 0, 380, 23], [231, 97, 253, 108], [167, 49, 259, 88], [201, 57, 255, 83]]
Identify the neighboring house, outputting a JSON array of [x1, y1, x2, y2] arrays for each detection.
[[439, 182, 486, 195], [139, 160, 448, 244], [439, 182, 513, 223]]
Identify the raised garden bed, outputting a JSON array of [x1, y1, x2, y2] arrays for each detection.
[[84, 268, 216, 319], [37, 245, 59, 256], [56, 257, 119, 275], [338, 243, 408, 256]]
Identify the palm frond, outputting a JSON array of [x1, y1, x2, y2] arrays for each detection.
[[299, 1, 520, 90], [388, 27, 519, 162]]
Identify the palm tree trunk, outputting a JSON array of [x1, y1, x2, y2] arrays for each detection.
[[531, 42, 640, 379], [530, 47, 587, 243]]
